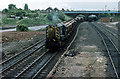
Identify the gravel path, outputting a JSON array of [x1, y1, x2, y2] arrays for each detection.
[[52, 22, 114, 77]]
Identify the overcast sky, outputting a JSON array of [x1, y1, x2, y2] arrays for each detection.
[[0, 0, 120, 10]]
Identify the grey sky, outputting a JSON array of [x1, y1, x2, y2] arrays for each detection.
[[0, 0, 119, 10]]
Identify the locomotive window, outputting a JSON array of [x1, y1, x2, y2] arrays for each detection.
[[62, 26, 66, 35]]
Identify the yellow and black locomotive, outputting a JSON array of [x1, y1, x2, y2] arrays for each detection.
[[45, 24, 66, 49]]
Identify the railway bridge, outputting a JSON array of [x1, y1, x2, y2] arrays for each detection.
[[63, 11, 120, 19]]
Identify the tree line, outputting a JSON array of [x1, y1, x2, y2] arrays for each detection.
[[2, 4, 69, 13], [2, 4, 70, 20]]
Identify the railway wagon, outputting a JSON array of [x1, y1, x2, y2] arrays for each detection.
[[63, 19, 75, 33], [45, 17, 82, 49]]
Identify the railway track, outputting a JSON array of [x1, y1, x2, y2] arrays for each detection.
[[91, 23, 120, 78], [95, 23, 119, 50], [95, 23, 120, 39], [15, 51, 57, 78], [1, 38, 45, 75]]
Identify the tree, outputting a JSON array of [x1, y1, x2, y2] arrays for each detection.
[[61, 8, 65, 12], [67, 9, 70, 12], [2, 8, 8, 13], [46, 7, 53, 12], [24, 4, 29, 10], [7, 9, 26, 18], [15, 10, 26, 17], [54, 8, 59, 12], [8, 4, 16, 10]]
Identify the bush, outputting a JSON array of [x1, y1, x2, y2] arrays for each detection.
[[16, 24, 29, 32]]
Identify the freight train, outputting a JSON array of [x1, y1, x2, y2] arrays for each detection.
[[45, 17, 84, 50]]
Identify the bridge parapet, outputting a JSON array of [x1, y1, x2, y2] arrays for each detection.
[[64, 11, 120, 14]]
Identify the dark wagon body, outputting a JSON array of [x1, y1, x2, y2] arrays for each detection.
[[88, 15, 98, 22]]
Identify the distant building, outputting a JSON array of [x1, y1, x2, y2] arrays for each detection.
[[118, 1, 120, 11]]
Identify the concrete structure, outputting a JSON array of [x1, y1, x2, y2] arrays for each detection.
[[119, 1, 120, 11]]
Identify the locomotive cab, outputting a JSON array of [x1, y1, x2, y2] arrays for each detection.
[[45, 24, 67, 50], [46, 25, 60, 49]]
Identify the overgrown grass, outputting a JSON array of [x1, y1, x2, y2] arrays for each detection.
[[18, 12, 71, 26], [17, 17, 53, 26], [2, 17, 19, 26]]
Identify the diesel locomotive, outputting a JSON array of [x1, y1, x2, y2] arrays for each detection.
[[45, 17, 83, 49]]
